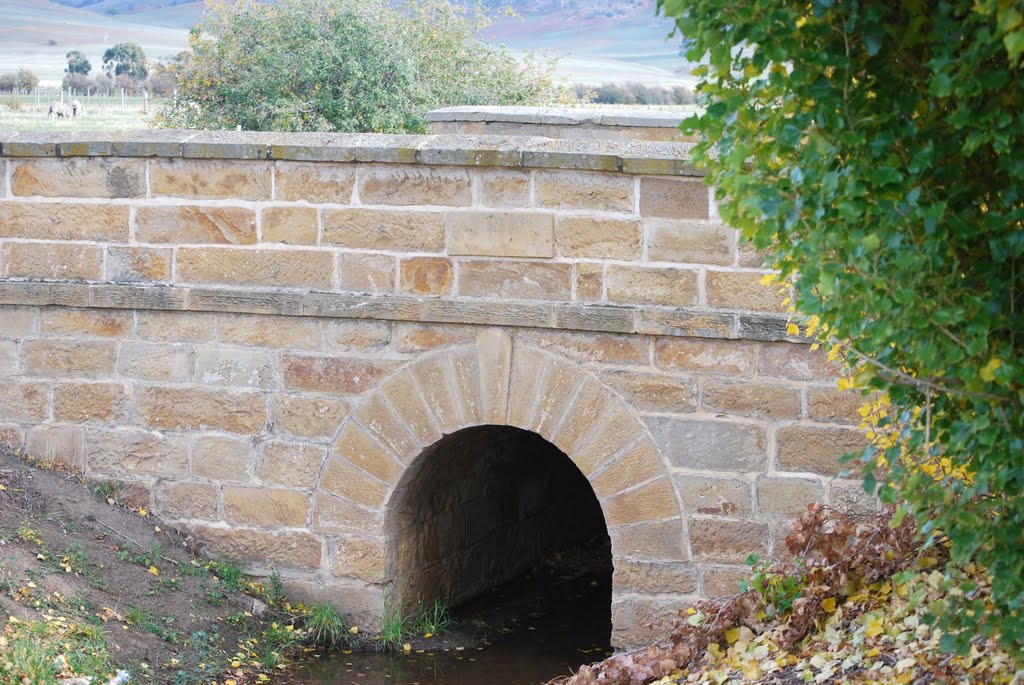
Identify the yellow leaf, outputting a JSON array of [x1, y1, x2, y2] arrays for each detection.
[[348, 626, 359, 635], [225, 680, 236, 685], [138, 507, 149, 517], [148, 566, 159, 576], [231, 661, 241, 668], [822, 597, 837, 613], [837, 377, 855, 390], [786, 323, 800, 336], [979, 357, 1002, 382], [725, 627, 740, 643], [759, 273, 778, 286], [0, 484, 6, 491], [865, 616, 885, 638], [423, 632, 433, 638], [402, 643, 412, 652]]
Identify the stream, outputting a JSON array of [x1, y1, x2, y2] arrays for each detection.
[[292, 559, 613, 685]]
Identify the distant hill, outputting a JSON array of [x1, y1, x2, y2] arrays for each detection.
[[8, 0, 692, 87]]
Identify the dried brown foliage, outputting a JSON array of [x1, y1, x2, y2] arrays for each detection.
[[552, 504, 925, 685]]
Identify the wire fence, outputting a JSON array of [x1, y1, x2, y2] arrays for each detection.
[[0, 88, 161, 114]]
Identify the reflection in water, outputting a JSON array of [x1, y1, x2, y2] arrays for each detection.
[[293, 563, 612, 685]]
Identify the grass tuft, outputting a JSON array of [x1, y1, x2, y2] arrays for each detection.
[[304, 602, 349, 649]]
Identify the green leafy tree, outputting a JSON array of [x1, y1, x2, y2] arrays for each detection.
[[156, 0, 572, 132], [659, 0, 1023, 656], [14, 68, 39, 92], [102, 42, 148, 81], [65, 50, 91, 75]]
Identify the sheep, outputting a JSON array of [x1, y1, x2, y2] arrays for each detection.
[[47, 102, 73, 120], [71, 99, 83, 118]]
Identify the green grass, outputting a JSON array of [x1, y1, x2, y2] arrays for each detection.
[[0, 107, 153, 131], [411, 598, 454, 636], [304, 602, 349, 648], [377, 604, 407, 652]]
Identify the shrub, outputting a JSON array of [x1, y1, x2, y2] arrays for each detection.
[[155, 0, 573, 133], [659, 0, 1023, 656]]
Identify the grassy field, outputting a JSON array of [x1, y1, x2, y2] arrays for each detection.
[[0, 108, 152, 132]]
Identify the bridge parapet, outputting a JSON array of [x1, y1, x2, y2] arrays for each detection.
[[0, 131, 870, 646]]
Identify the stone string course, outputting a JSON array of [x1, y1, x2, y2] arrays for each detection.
[[0, 132, 869, 646]]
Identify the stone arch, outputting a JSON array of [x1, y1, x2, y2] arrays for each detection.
[[311, 328, 688, 646]]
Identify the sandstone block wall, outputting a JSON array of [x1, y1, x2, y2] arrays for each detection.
[[0, 131, 869, 646]]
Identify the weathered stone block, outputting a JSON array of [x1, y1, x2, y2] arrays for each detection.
[[776, 425, 867, 476], [323, 320, 390, 350], [191, 434, 253, 481], [107, 246, 172, 283], [573, 406, 644, 477], [476, 327, 512, 425], [758, 343, 842, 381], [647, 417, 767, 472], [23, 340, 115, 378], [757, 476, 824, 519], [0, 424, 23, 449], [195, 526, 322, 569], [224, 487, 311, 527], [282, 354, 396, 394], [11, 158, 145, 198], [136, 206, 258, 245], [40, 308, 132, 338], [600, 370, 696, 413], [701, 566, 750, 597], [136, 311, 216, 342], [271, 394, 349, 440], [605, 265, 698, 307], [604, 477, 679, 526], [702, 379, 801, 419], [458, 260, 571, 300], [262, 206, 318, 245], [0, 201, 129, 241], [0, 340, 15, 375], [520, 330, 647, 364], [527, 359, 581, 439], [556, 216, 642, 259], [0, 383, 48, 421], [478, 169, 530, 207], [259, 440, 326, 488], [655, 338, 755, 376], [358, 165, 471, 206], [689, 518, 768, 562], [218, 314, 321, 349], [608, 519, 687, 561], [676, 475, 752, 517], [447, 211, 554, 258], [574, 263, 603, 302], [379, 371, 442, 448], [117, 342, 192, 382], [535, 170, 633, 212], [322, 208, 445, 251], [393, 323, 470, 351], [136, 386, 267, 434], [53, 382, 127, 422], [2, 242, 103, 280], [613, 560, 698, 594], [408, 356, 461, 433], [611, 594, 691, 648], [808, 386, 866, 424], [197, 347, 276, 388], [830, 480, 878, 515], [331, 537, 386, 583], [639, 177, 709, 220], [706, 270, 786, 312], [87, 428, 188, 476], [26, 427, 85, 468], [0, 307, 36, 338], [400, 257, 453, 295], [637, 310, 736, 338], [150, 159, 271, 200], [592, 440, 664, 499], [337, 252, 395, 294], [159, 481, 219, 520], [333, 420, 405, 485], [176, 247, 334, 289], [312, 493, 382, 534], [275, 161, 355, 203], [646, 220, 735, 265], [318, 456, 388, 509]]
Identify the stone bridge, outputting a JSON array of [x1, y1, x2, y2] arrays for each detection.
[[0, 122, 868, 646]]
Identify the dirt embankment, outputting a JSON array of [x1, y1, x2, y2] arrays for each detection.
[[0, 446, 316, 684]]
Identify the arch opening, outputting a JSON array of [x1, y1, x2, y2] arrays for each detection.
[[384, 425, 612, 633]]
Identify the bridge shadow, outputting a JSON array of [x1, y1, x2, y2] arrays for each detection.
[[384, 425, 612, 644]]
